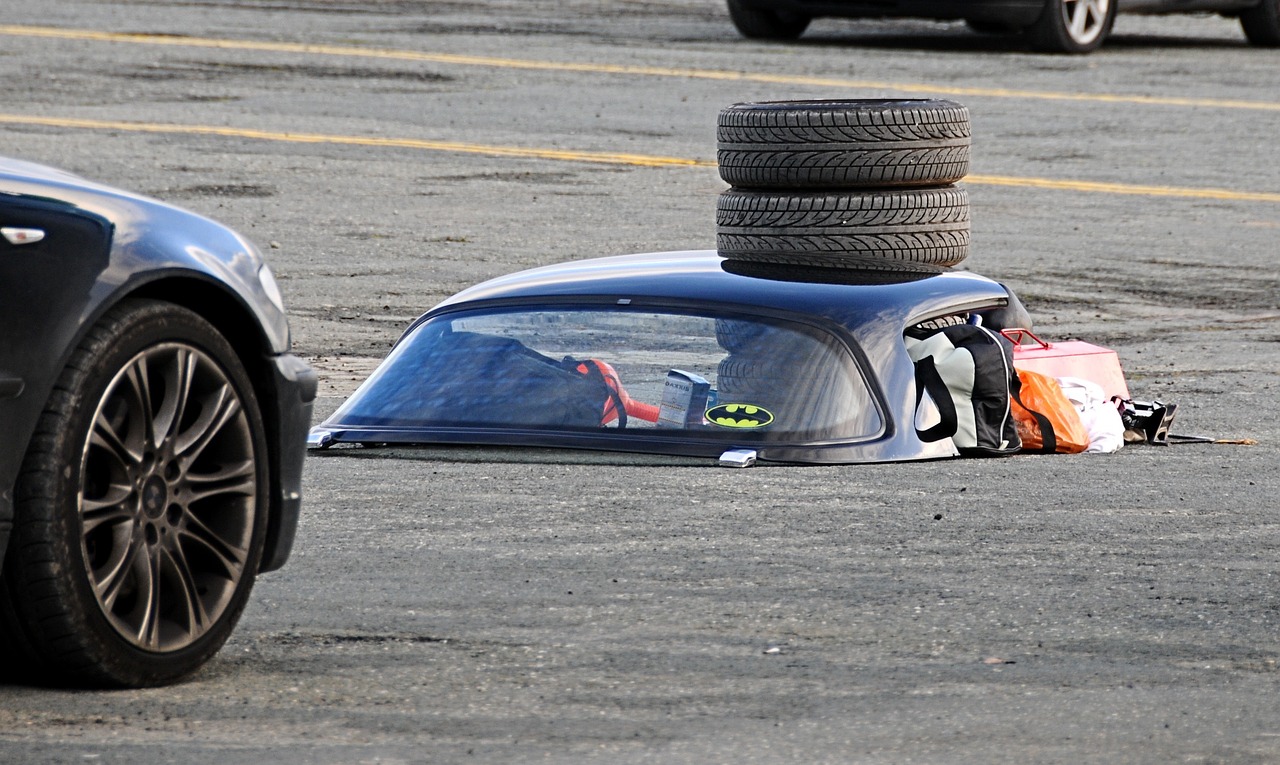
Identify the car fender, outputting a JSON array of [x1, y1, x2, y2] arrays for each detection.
[[0, 163, 307, 571]]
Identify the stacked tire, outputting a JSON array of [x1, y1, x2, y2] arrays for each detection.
[[715, 99, 973, 271]]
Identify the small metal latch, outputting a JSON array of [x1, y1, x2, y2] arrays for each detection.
[[1, 227, 45, 246], [718, 448, 757, 468], [306, 429, 334, 449]]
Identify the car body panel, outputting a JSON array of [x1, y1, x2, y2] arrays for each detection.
[[737, 0, 1045, 25], [312, 251, 1013, 465], [0, 157, 315, 573], [735, 0, 1259, 25]]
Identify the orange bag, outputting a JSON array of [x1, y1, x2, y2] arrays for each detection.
[[1010, 369, 1090, 454]]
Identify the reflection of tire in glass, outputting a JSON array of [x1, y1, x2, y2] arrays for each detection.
[[716, 336, 868, 439], [717, 186, 969, 268], [718, 99, 970, 190], [725, 0, 811, 40], [0, 300, 267, 687], [715, 319, 772, 355], [716, 356, 795, 432]]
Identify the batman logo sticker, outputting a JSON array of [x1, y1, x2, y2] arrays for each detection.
[[706, 403, 774, 429]]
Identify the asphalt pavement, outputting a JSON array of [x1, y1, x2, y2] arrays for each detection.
[[1, 1, 1278, 763]]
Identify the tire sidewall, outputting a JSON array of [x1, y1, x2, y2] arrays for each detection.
[[1241, 0, 1280, 45], [10, 299, 268, 687], [726, 0, 810, 39]]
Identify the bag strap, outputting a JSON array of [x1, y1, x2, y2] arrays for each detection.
[[1010, 378, 1057, 454], [913, 355, 959, 443]]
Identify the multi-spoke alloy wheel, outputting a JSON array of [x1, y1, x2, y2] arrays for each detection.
[[1062, 0, 1109, 46], [83, 342, 257, 653], [1029, 0, 1115, 52], [0, 300, 267, 687]]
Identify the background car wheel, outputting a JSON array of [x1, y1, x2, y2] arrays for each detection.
[[716, 186, 970, 268], [1027, 0, 1115, 53], [718, 99, 970, 189], [726, 0, 811, 40], [1241, 0, 1280, 45], [0, 299, 268, 687]]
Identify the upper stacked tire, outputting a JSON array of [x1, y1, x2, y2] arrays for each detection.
[[717, 99, 971, 190], [716, 99, 973, 270]]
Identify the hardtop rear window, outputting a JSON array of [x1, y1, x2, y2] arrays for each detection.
[[327, 306, 883, 442]]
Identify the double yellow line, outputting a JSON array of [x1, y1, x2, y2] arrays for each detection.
[[3, 25, 1279, 203]]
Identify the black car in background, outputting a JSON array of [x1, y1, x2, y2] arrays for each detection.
[[726, 0, 1280, 52], [0, 157, 316, 687]]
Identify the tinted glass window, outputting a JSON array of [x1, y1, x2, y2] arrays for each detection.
[[328, 308, 881, 442]]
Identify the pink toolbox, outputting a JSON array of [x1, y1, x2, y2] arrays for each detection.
[[1000, 328, 1130, 400]]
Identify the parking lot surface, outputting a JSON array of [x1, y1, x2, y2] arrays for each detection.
[[1, 1, 1278, 763]]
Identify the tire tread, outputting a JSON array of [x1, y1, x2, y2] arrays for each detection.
[[718, 100, 971, 188]]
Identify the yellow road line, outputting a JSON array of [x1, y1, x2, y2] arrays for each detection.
[[5, 113, 1279, 203], [2, 24, 1279, 113], [967, 174, 1280, 203], [0, 114, 711, 169]]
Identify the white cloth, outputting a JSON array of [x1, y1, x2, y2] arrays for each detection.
[[1056, 377, 1124, 454]]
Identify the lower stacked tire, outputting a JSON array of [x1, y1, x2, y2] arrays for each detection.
[[715, 99, 973, 270]]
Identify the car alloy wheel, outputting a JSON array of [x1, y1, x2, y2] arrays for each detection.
[[1029, 0, 1115, 53], [81, 341, 257, 653], [0, 299, 267, 687], [1063, 0, 1109, 45]]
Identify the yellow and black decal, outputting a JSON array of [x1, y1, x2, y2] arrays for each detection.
[[706, 403, 774, 429]]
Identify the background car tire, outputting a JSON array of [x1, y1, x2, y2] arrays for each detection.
[[1241, 0, 1280, 46], [716, 186, 970, 268], [718, 99, 971, 189], [0, 299, 268, 687], [725, 0, 811, 40], [1027, 0, 1116, 53]]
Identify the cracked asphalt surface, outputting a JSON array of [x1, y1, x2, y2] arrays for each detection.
[[1, 1, 1278, 763]]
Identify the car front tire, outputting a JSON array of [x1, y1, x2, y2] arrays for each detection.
[[0, 299, 268, 687], [726, 0, 811, 40], [1028, 0, 1116, 53]]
